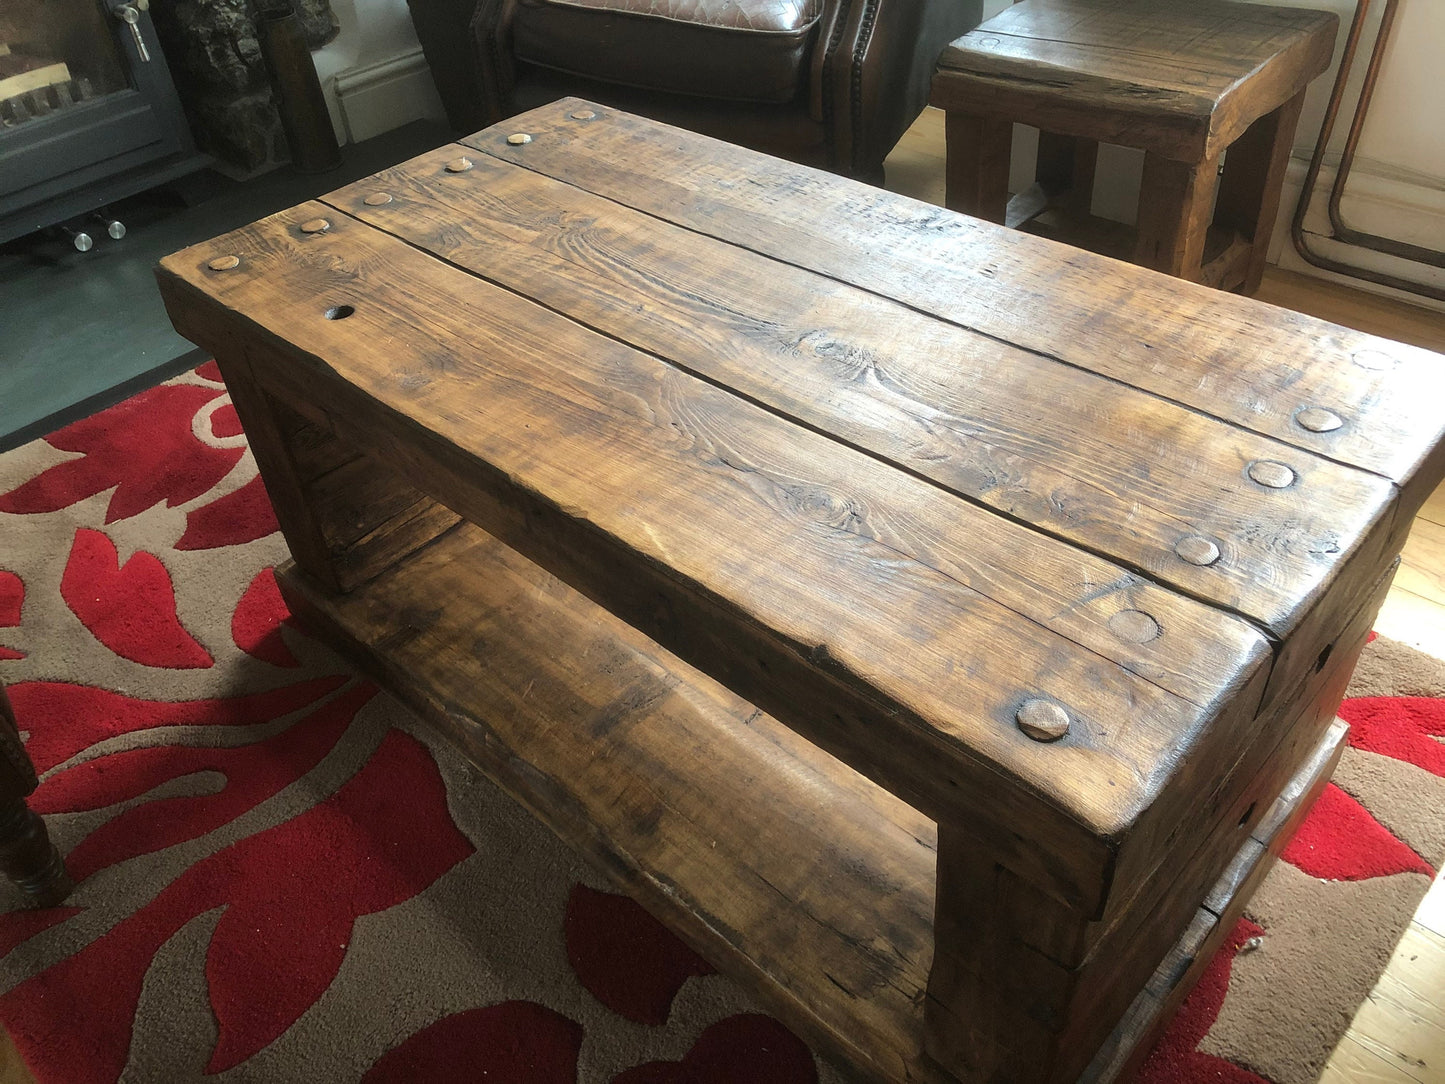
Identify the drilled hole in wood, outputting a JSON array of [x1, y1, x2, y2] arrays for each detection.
[[1239, 801, 1256, 828], [1315, 642, 1333, 673], [325, 305, 355, 321]]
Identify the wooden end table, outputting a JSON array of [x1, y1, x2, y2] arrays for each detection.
[[930, 0, 1338, 293], [157, 99, 1445, 1084]]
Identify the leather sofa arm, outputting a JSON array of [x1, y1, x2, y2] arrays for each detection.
[[471, 0, 519, 124], [815, 0, 983, 178]]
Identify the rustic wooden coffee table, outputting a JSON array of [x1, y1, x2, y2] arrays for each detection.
[[156, 100, 1445, 1084]]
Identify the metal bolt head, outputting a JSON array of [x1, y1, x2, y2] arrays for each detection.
[[444, 156, 473, 173], [1352, 349, 1396, 371], [207, 254, 241, 271], [299, 217, 330, 234], [1175, 535, 1221, 567], [363, 192, 394, 206], [1294, 406, 1343, 433], [1247, 460, 1297, 489], [569, 109, 596, 121], [1017, 699, 1070, 742], [507, 132, 533, 145], [1107, 609, 1161, 644]]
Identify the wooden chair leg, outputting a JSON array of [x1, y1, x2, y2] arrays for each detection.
[[1135, 152, 1222, 280], [1213, 90, 1307, 295], [945, 112, 1013, 223], [0, 683, 72, 908]]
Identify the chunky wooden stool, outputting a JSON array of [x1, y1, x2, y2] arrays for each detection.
[[931, 0, 1338, 293], [158, 99, 1445, 1084]]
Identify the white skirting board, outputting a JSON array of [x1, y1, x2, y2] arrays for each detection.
[[331, 47, 448, 146], [1269, 156, 1445, 312]]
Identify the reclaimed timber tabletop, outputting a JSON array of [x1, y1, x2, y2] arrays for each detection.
[[155, 92, 1445, 985]]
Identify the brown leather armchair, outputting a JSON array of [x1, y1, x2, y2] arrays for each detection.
[[408, 0, 983, 181]]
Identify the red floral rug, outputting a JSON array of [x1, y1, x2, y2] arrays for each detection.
[[0, 365, 1442, 1084]]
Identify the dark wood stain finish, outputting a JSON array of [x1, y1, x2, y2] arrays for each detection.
[[154, 102, 1445, 1084]]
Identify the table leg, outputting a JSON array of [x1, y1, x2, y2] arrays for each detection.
[[1214, 91, 1307, 295], [945, 112, 1013, 223], [1135, 152, 1222, 280], [0, 682, 72, 908], [1036, 132, 1098, 215], [212, 348, 461, 595], [925, 825, 1099, 1084]]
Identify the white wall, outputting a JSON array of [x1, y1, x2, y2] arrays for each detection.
[[310, 0, 445, 145]]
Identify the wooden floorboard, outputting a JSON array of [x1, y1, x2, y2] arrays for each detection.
[[881, 104, 1445, 1084]]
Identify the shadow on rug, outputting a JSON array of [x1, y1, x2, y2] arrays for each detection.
[[0, 366, 1440, 1083]]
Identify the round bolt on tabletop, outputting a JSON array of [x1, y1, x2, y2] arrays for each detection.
[[506, 133, 533, 145], [1016, 699, 1069, 742], [569, 109, 597, 121], [1352, 349, 1396, 371], [1175, 535, 1221, 567], [1107, 609, 1161, 644], [363, 192, 394, 206], [299, 218, 330, 234], [1294, 406, 1343, 433], [207, 255, 241, 271], [444, 156, 473, 173], [1247, 460, 1297, 489]]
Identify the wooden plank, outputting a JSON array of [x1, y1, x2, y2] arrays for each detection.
[[458, 100, 1445, 511], [273, 524, 946, 1084], [1322, 1035, 1429, 1084], [1397, 518, 1445, 608], [156, 204, 1273, 918], [323, 146, 1395, 661]]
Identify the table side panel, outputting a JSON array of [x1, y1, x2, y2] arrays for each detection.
[[459, 101, 1445, 512]]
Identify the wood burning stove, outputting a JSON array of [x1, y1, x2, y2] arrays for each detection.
[[0, 0, 205, 245]]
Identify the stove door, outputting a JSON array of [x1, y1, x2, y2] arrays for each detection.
[[0, 0, 201, 242]]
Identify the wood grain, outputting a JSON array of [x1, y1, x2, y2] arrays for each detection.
[[458, 101, 1445, 512], [324, 145, 1395, 669]]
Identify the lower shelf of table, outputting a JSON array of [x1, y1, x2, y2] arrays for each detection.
[[276, 521, 1344, 1084]]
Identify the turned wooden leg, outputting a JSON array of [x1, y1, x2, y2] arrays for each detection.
[[1213, 91, 1307, 295], [1135, 151, 1222, 281], [945, 112, 1013, 223], [0, 683, 72, 908], [1036, 131, 1098, 216]]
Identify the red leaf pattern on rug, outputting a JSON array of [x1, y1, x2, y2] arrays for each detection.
[[360, 1003, 583, 1083], [231, 568, 299, 667], [175, 473, 279, 551], [0, 729, 475, 1083], [1339, 694, 1445, 776], [611, 1014, 818, 1084], [12, 675, 346, 780], [565, 884, 715, 1025], [54, 683, 376, 883], [0, 569, 23, 659], [0, 382, 241, 523], [60, 528, 213, 669], [1281, 782, 1434, 880], [1136, 919, 1271, 1084]]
